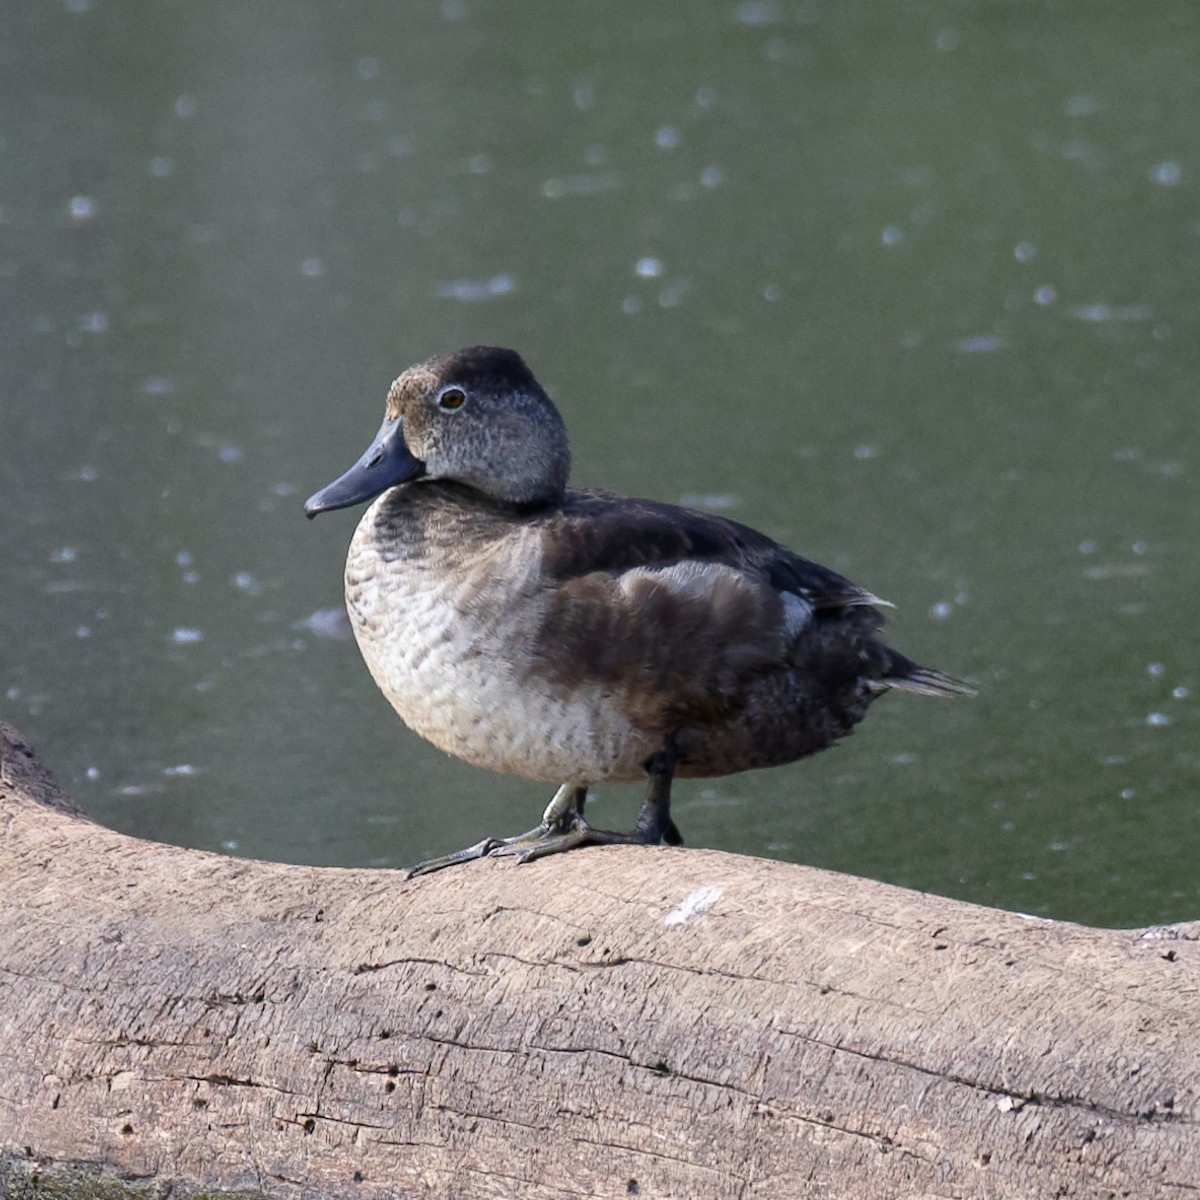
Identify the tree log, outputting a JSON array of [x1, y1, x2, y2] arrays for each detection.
[[1, 722, 1197, 1200]]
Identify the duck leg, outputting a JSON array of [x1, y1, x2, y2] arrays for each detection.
[[501, 741, 684, 865], [405, 784, 587, 878], [406, 743, 686, 876]]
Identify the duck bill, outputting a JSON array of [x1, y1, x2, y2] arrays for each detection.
[[304, 416, 426, 518]]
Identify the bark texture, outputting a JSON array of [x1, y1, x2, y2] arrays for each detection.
[[1, 721, 1198, 1200]]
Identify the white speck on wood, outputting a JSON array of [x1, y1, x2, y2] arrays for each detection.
[[664, 885, 722, 925]]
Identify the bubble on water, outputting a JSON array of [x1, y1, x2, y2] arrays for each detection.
[[141, 376, 175, 395], [149, 156, 174, 178], [1172, 686, 1189, 700], [1014, 241, 1036, 262], [656, 126, 679, 150], [635, 257, 663, 278], [300, 257, 324, 277], [573, 85, 595, 110], [232, 571, 262, 595], [1034, 285, 1057, 305], [435, 274, 515, 301], [958, 334, 1004, 353], [1146, 712, 1171, 727], [881, 226, 904, 246], [465, 153, 491, 174], [86, 766, 99, 780], [1070, 304, 1152, 323], [935, 27, 960, 50], [700, 166, 722, 188], [297, 608, 353, 640], [76, 625, 90, 639], [69, 195, 96, 220], [1078, 540, 1096, 554], [680, 494, 735, 511], [218, 444, 243, 464], [696, 86, 717, 108], [658, 280, 690, 308], [542, 173, 620, 199], [163, 764, 198, 777], [1151, 161, 1181, 186], [172, 627, 203, 644], [50, 547, 77, 564], [80, 311, 108, 334], [853, 444, 878, 460], [174, 94, 197, 119], [622, 295, 641, 315], [761, 283, 781, 301], [356, 55, 380, 80], [736, 1, 782, 25], [929, 601, 953, 620]]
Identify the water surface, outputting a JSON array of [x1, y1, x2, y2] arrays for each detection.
[[3, 2, 1198, 927]]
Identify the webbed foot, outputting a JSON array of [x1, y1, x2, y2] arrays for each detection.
[[503, 810, 677, 864], [405, 784, 586, 878], [404, 745, 683, 877]]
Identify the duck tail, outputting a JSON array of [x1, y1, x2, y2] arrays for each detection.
[[885, 654, 977, 699]]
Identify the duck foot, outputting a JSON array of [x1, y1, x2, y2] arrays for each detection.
[[404, 828, 546, 877], [493, 810, 677, 864], [405, 748, 684, 877], [405, 784, 587, 878], [405, 809, 680, 876]]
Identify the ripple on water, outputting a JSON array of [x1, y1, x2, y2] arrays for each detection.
[[435, 274, 514, 301]]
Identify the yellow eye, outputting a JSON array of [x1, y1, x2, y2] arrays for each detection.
[[438, 387, 466, 410]]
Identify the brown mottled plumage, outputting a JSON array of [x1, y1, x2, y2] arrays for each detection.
[[305, 346, 974, 875]]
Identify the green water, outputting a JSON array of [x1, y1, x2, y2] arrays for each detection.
[[3, 2, 1198, 927]]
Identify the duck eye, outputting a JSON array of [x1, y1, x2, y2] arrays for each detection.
[[437, 387, 466, 411]]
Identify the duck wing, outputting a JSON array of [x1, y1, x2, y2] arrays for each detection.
[[539, 490, 886, 614], [528, 491, 891, 731]]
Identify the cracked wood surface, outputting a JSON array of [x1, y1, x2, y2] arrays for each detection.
[[1, 721, 1198, 1200]]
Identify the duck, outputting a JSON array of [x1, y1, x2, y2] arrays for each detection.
[[305, 346, 974, 876]]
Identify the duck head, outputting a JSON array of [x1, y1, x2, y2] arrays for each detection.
[[304, 346, 571, 517]]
